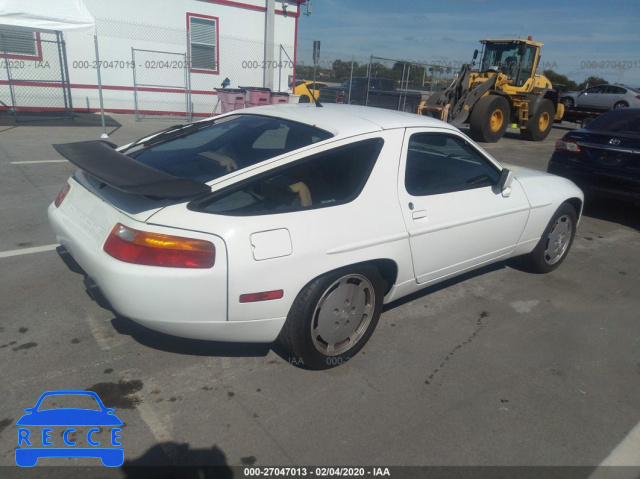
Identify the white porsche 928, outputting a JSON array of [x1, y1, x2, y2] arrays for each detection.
[[49, 104, 583, 369]]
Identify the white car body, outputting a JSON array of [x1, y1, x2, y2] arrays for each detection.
[[49, 104, 583, 368]]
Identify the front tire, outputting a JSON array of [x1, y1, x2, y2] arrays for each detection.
[[525, 203, 577, 273], [521, 99, 555, 141], [562, 97, 574, 109], [278, 265, 384, 370], [469, 95, 510, 143]]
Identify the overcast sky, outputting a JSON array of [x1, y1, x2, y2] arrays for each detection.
[[296, 0, 640, 87]]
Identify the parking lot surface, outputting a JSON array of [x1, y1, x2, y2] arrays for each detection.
[[0, 112, 639, 477]]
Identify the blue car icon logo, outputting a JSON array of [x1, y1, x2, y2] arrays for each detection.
[[16, 390, 123, 467]]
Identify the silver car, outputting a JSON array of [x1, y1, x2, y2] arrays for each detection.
[[561, 84, 640, 110]]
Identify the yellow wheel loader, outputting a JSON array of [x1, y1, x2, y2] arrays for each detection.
[[419, 37, 564, 142]]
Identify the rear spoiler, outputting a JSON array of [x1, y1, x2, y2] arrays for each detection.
[[52, 140, 211, 199]]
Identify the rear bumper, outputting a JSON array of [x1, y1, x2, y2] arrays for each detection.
[[131, 315, 286, 343], [54, 245, 285, 343], [56, 246, 114, 312]]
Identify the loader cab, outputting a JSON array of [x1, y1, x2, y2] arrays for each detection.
[[479, 39, 541, 89]]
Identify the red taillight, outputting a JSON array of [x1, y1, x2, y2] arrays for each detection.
[[555, 138, 581, 153], [54, 183, 71, 207], [636, 95, 640, 100], [103, 223, 215, 268], [239, 290, 284, 303]]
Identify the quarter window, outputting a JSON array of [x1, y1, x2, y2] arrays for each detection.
[[405, 133, 500, 196], [196, 139, 383, 215]]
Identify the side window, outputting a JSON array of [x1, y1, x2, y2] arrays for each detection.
[[404, 133, 500, 196], [515, 46, 536, 86], [586, 86, 605, 94], [196, 139, 383, 215]]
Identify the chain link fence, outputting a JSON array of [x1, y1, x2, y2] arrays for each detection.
[[293, 41, 460, 108], [0, 30, 73, 121], [131, 48, 190, 121]]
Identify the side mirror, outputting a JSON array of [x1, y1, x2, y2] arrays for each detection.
[[497, 168, 514, 197]]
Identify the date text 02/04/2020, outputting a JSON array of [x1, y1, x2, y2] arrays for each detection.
[[242, 467, 391, 476]]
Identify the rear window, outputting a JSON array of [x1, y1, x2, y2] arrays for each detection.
[[585, 109, 640, 136], [127, 115, 333, 183]]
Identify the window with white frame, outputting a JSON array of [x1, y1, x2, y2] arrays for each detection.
[[0, 28, 38, 57], [189, 16, 218, 72]]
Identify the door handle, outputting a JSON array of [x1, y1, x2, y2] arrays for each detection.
[[412, 210, 428, 220]]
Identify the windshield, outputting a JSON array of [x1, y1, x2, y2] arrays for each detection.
[[127, 115, 333, 183], [480, 41, 535, 86], [585, 109, 640, 136]]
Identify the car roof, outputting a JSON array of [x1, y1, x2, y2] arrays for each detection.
[[224, 103, 458, 138]]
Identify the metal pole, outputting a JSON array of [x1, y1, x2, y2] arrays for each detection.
[[186, 29, 192, 122], [93, 35, 108, 137], [404, 64, 411, 111], [1, 33, 18, 116], [348, 56, 354, 103], [278, 44, 282, 91], [312, 58, 317, 95], [132, 48, 140, 121], [55, 32, 69, 113], [60, 33, 74, 118], [366, 55, 373, 106], [397, 63, 407, 111], [429, 64, 434, 96], [184, 52, 189, 122], [264, 0, 275, 89]]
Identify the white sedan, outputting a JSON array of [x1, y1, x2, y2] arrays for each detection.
[[49, 104, 583, 369]]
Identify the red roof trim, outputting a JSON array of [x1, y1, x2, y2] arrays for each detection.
[[197, 0, 301, 17]]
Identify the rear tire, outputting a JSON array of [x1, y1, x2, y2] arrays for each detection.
[[469, 95, 510, 143], [278, 265, 384, 370], [562, 97, 574, 109], [521, 99, 555, 141], [613, 101, 628, 109], [298, 95, 310, 103], [524, 203, 577, 273]]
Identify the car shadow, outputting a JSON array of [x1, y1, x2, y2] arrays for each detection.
[[111, 315, 271, 358], [381, 261, 511, 313], [581, 195, 640, 232], [111, 261, 527, 366], [121, 442, 234, 477]]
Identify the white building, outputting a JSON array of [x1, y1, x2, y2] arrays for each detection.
[[0, 0, 307, 118]]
